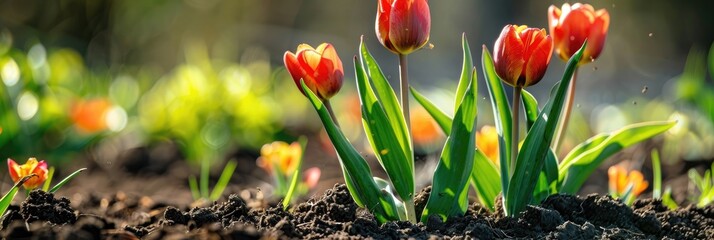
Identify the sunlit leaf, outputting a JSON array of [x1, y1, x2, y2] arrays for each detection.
[[558, 121, 675, 194], [358, 40, 414, 202], [481, 46, 512, 197], [301, 79, 399, 223], [422, 67, 477, 222]]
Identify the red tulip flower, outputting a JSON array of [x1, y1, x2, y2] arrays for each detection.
[[284, 43, 344, 101], [493, 25, 554, 88], [8, 158, 48, 190], [375, 0, 431, 55], [548, 3, 610, 64]]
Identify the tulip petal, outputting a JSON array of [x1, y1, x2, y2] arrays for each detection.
[[548, 5, 562, 35], [284, 51, 309, 95], [584, 10, 610, 62], [524, 35, 553, 87], [7, 159, 19, 182], [296, 43, 314, 52], [387, 0, 430, 54], [494, 25, 525, 87]]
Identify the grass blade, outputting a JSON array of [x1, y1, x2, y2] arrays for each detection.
[[49, 168, 87, 193], [281, 137, 308, 209], [210, 160, 238, 201], [651, 149, 662, 199], [189, 176, 201, 200], [42, 167, 55, 192]]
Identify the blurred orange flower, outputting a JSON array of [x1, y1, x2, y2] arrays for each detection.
[[476, 125, 499, 166], [7, 158, 48, 190], [410, 107, 442, 147], [71, 98, 112, 134], [608, 165, 649, 198], [257, 141, 302, 176], [548, 3, 610, 64]]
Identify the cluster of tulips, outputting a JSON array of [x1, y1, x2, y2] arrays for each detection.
[[282, 0, 672, 223]]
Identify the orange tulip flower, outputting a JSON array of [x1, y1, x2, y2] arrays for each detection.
[[493, 25, 554, 88], [410, 107, 442, 147], [476, 125, 499, 166], [375, 0, 431, 55], [608, 165, 649, 198], [257, 141, 302, 176], [7, 158, 48, 190], [548, 3, 610, 64], [71, 98, 112, 134], [284, 43, 344, 101]]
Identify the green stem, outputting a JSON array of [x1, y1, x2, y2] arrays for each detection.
[[200, 156, 210, 199], [399, 54, 411, 133], [325, 100, 340, 128], [404, 198, 416, 223], [553, 69, 578, 153], [511, 86, 522, 177]]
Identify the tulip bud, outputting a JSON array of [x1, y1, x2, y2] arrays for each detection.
[[493, 25, 554, 88], [375, 0, 431, 55], [548, 3, 610, 64], [284, 43, 344, 101], [7, 158, 49, 190]]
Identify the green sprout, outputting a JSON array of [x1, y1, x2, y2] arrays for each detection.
[[688, 162, 714, 207]]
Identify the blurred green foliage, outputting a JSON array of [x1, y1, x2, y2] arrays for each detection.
[[0, 31, 125, 164]]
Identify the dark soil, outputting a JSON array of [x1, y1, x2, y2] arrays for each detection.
[[1, 184, 712, 239]]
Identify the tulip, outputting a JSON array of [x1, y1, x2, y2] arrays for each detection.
[[284, 43, 344, 101], [548, 3, 610, 64], [549, 3, 609, 152], [375, 0, 431, 55], [608, 165, 649, 198], [493, 25, 554, 88], [7, 158, 48, 190], [493, 24, 553, 176], [257, 141, 302, 176], [476, 125, 499, 166]]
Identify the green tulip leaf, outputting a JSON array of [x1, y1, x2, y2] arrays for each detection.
[[559, 121, 676, 194], [422, 66, 477, 222], [482, 46, 512, 196], [455, 33, 474, 113], [358, 40, 414, 202], [301, 79, 399, 223], [471, 149, 501, 211], [410, 87, 452, 133], [521, 89, 539, 130]]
